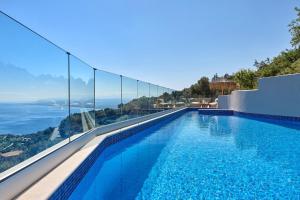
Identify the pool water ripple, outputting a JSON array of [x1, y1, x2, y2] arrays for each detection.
[[69, 111, 300, 200]]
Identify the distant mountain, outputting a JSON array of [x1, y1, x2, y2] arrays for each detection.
[[0, 62, 93, 102]]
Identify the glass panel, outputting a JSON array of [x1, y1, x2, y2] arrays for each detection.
[[137, 81, 150, 116], [181, 88, 192, 106], [95, 70, 121, 127], [173, 89, 186, 108], [0, 11, 178, 175], [161, 87, 172, 109], [149, 84, 160, 113], [122, 76, 138, 120], [157, 86, 164, 97], [167, 88, 175, 108], [69, 55, 94, 139], [0, 13, 68, 173], [156, 86, 164, 110]]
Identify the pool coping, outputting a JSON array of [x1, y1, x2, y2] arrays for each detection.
[[16, 108, 187, 200]]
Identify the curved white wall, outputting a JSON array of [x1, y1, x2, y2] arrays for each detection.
[[218, 73, 300, 117]]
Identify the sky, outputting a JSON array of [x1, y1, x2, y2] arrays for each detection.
[[0, 0, 299, 90]]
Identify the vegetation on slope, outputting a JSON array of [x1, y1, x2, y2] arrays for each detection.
[[233, 7, 300, 89], [179, 7, 300, 96], [0, 97, 160, 173]]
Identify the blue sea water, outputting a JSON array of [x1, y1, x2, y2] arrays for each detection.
[[0, 103, 68, 135], [69, 111, 300, 200], [0, 100, 119, 135]]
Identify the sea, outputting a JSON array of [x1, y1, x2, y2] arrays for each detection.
[[0, 99, 120, 135]]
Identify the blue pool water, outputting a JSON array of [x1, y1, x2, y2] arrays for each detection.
[[69, 111, 300, 199]]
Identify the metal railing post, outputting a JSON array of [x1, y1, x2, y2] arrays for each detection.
[[148, 83, 151, 112], [93, 68, 96, 128], [67, 52, 71, 142], [120, 75, 123, 115], [137, 80, 139, 99], [156, 85, 159, 111], [136, 80, 139, 116]]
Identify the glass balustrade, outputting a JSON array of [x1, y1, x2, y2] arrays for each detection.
[[156, 86, 165, 109], [160, 87, 171, 109], [0, 11, 178, 175], [69, 55, 95, 139], [149, 84, 160, 113], [94, 70, 122, 127], [121, 76, 139, 120], [167, 88, 176, 108], [0, 12, 69, 173], [137, 81, 150, 116]]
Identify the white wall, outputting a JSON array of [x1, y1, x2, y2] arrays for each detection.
[[218, 73, 300, 117]]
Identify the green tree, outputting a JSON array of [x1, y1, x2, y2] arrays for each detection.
[[291, 58, 300, 72], [171, 91, 183, 101], [234, 69, 257, 89], [190, 77, 211, 97], [182, 88, 192, 100], [289, 7, 300, 48], [190, 83, 200, 97], [255, 48, 300, 77], [197, 77, 211, 97]]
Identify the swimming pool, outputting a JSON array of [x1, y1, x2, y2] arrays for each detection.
[[67, 111, 300, 199]]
